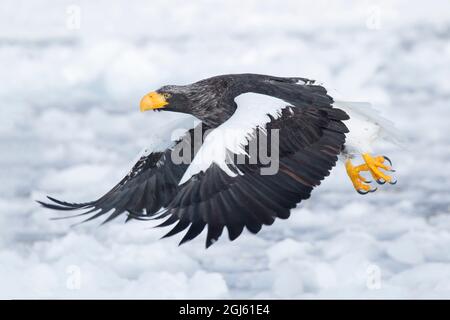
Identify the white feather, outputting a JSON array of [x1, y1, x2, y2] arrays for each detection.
[[334, 100, 403, 156], [179, 92, 290, 185]]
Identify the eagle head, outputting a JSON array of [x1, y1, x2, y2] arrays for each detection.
[[139, 85, 194, 114], [139, 78, 235, 126]]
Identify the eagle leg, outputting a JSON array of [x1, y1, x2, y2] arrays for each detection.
[[345, 160, 376, 194], [362, 153, 396, 185]]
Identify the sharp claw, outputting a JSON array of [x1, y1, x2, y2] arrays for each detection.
[[364, 179, 372, 183], [357, 189, 369, 195], [389, 179, 397, 185], [376, 179, 386, 185], [369, 187, 378, 193], [383, 155, 393, 166], [388, 169, 396, 173]]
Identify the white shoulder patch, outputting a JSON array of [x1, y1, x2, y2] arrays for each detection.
[[179, 93, 291, 185]]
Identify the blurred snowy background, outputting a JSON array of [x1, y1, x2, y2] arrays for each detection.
[[1, 0, 450, 298]]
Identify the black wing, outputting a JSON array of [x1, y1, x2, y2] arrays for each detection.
[[155, 96, 349, 247], [38, 123, 207, 223]]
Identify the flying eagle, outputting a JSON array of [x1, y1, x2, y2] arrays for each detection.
[[39, 74, 398, 247]]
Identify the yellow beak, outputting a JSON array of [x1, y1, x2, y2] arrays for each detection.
[[140, 92, 168, 112]]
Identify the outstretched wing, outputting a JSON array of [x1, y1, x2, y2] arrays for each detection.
[[38, 117, 206, 223], [155, 86, 349, 247]]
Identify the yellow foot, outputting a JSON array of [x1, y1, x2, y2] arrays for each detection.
[[345, 159, 377, 194], [362, 153, 396, 185], [345, 153, 396, 195]]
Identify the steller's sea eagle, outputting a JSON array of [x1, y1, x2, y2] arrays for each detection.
[[38, 74, 398, 247]]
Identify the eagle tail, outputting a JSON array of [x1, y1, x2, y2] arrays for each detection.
[[334, 100, 406, 148]]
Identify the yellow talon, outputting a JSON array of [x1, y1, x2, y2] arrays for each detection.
[[345, 159, 375, 194], [345, 153, 397, 194], [362, 153, 395, 184]]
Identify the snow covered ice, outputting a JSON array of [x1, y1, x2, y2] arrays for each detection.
[[1, 0, 450, 298]]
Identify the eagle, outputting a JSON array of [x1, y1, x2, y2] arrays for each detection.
[[38, 74, 398, 247]]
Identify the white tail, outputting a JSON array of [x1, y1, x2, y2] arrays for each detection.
[[334, 100, 406, 148]]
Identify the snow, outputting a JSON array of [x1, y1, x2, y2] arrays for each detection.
[[2, 0, 450, 298]]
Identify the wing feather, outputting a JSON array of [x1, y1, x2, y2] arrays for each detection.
[[38, 121, 207, 223], [160, 91, 349, 247]]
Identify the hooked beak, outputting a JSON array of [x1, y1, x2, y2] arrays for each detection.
[[140, 92, 168, 112]]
